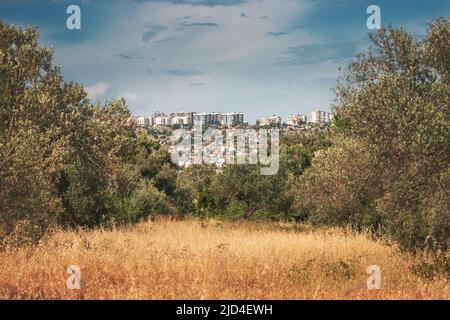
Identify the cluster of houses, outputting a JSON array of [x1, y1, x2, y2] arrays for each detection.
[[171, 127, 280, 169], [136, 109, 334, 168]]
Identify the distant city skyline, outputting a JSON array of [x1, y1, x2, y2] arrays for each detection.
[[132, 109, 331, 126], [1, 0, 448, 122]]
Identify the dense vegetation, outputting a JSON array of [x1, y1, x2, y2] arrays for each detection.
[[0, 19, 448, 253], [297, 18, 450, 253]]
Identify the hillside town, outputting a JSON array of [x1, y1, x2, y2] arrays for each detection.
[[130, 110, 334, 167]]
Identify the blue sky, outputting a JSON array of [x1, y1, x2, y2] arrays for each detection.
[[1, 0, 448, 122]]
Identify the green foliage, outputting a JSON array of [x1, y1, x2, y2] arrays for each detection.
[[0, 22, 159, 242], [130, 180, 177, 220], [411, 255, 450, 280], [295, 136, 383, 229], [298, 18, 450, 252], [210, 163, 294, 219], [174, 165, 216, 216], [376, 165, 450, 252], [222, 201, 248, 221], [0, 22, 78, 241], [331, 115, 351, 136], [195, 187, 215, 219]]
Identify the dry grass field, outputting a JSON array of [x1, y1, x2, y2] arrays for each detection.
[[0, 218, 448, 300]]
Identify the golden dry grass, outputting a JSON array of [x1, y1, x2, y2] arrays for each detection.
[[0, 218, 448, 300]]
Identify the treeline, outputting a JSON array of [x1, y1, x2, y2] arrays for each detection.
[[0, 19, 448, 253]]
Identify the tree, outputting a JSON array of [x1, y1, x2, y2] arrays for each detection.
[[299, 18, 450, 252], [0, 22, 85, 241], [210, 161, 294, 220], [0, 22, 147, 242], [174, 165, 217, 216], [294, 136, 383, 229]]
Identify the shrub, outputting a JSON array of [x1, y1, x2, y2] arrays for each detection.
[[295, 136, 383, 230], [131, 180, 177, 220], [222, 201, 248, 221]]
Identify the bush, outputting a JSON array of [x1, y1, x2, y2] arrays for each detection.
[[0, 127, 63, 244], [377, 166, 450, 252], [222, 201, 248, 221], [131, 180, 177, 221], [295, 136, 383, 230], [411, 255, 450, 280]]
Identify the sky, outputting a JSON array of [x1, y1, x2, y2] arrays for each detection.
[[1, 0, 449, 123]]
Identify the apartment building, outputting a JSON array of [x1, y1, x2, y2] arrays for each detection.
[[311, 110, 333, 124], [193, 112, 244, 127], [220, 112, 244, 127], [286, 114, 307, 126], [133, 111, 245, 128], [154, 115, 171, 127], [258, 115, 282, 127], [170, 112, 194, 126]]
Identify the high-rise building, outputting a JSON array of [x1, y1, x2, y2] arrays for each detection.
[[135, 116, 146, 127], [193, 112, 243, 127], [286, 114, 307, 126], [193, 113, 208, 126], [311, 110, 332, 124], [170, 112, 194, 126], [134, 111, 245, 128], [220, 112, 244, 127], [258, 115, 282, 126], [154, 115, 171, 127], [145, 112, 166, 127]]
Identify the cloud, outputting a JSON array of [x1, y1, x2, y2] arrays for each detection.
[[277, 42, 359, 65], [175, 15, 219, 30], [154, 37, 174, 43], [3, 0, 442, 124], [127, 0, 245, 6], [142, 25, 167, 42], [179, 0, 244, 6], [113, 53, 156, 60], [182, 22, 219, 27], [164, 68, 208, 77], [241, 12, 269, 19], [14, 0, 335, 121], [119, 91, 140, 102], [266, 30, 290, 37], [85, 82, 111, 99], [266, 26, 300, 37]]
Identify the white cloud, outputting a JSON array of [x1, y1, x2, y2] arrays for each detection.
[[85, 82, 111, 99], [119, 91, 140, 102], [49, 0, 337, 121]]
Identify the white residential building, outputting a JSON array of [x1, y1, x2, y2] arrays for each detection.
[[220, 112, 244, 127], [170, 112, 194, 126], [193, 112, 244, 127], [286, 114, 307, 126], [135, 116, 146, 127], [258, 115, 282, 127], [134, 111, 245, 128], [311, 110, 333, 124], [154, 115, 171, 127]]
